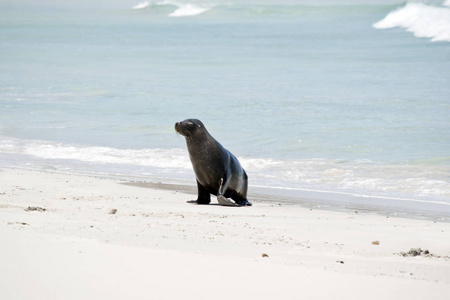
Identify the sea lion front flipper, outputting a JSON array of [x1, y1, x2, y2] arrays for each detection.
[[193, 180, 211, 204]]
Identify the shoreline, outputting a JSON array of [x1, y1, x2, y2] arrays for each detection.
[[1, 167, 450, 299], [3, 163, 450, 222], [124, 180, 450, 223]]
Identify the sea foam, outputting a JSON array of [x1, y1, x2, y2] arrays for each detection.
[[373, 2, 450, 42], [0, 136, 190, 170], [2, 136, 449, 205]]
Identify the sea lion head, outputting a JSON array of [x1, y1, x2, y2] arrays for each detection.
[[174, 119, 206, 138]]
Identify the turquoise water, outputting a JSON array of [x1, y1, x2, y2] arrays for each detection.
[[1, 1, 450, 218]]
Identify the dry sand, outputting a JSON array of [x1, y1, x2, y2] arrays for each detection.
[[1, 168, 449, 299]]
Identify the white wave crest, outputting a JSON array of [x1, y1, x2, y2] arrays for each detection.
[[134, 1, 212, 17], [373, 3, 450, 42], [132, 1, 150, 10], [168, 2, 211, 17], [444, 0, 450, 8]]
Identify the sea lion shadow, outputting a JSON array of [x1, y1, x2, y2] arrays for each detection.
[[186, 199, 244, 207]]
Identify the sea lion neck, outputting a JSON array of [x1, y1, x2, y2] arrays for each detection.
[[185, 129, 213, 153]]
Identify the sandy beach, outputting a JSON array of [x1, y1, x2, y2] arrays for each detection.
[[1, 168, 449, 300]]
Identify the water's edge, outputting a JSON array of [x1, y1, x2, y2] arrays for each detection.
[[124, 177, 450, 222]]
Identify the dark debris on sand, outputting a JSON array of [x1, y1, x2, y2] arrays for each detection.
[[25, 206, 46, 212], [397, 248, 449, 259]]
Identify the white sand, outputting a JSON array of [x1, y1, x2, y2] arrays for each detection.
[[1, 168, 449, 299]]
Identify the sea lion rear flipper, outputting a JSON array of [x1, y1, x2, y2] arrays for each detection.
[[217, 178, 239, 206], [217, 195, 239, 206]]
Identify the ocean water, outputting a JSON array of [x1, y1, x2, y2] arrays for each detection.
[[1, 0, 450, 219]]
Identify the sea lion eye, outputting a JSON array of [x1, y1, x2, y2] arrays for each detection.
[[188, 123, 195, 128]]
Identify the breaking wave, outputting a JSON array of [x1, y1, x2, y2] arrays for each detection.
[[132, 2, 151, 10], [168, 3, 211, 17], [131, 1, 403, 18], [373, 2, 450, 42], [132, 1, 212, 17]]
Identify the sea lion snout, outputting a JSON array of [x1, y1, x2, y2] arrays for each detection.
[[174, 121, 184, 135]]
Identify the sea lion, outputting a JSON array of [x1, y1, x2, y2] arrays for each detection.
[[175, 119, 252, 207]]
